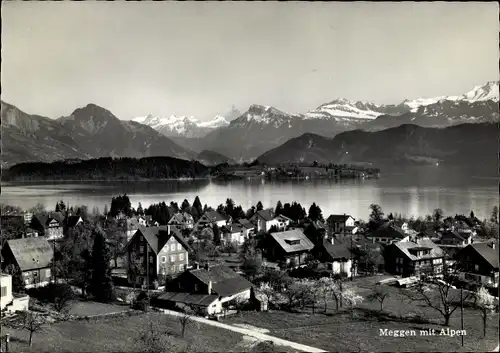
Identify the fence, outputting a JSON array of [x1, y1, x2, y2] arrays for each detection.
[[0, 334, 10, 353]]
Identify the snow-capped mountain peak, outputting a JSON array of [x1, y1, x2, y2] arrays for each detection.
[[304, 99, 384, 121], [403, 81, 499, 112], [133, 113, 229, 138]]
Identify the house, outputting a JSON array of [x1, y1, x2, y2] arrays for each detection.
[[1, 237, 54, 288], [250, 209, 280, 232], [312, 239, 357, 277], [236, 219, 256, 238], [304, 221, 327, 244], [168, 212, 195, 231], [158, 264, 253, 316], [193, 211, 230, 232], [326, 214, 356, 235], [440, 230, 473, 246], [384, 237, 445, 278], [221, 224, 246, 245], [30, 212, 65, 240], [0, 273, 30, 313], [455, 242, 499, 288], [451, 217, 477, 236], [274, 214, 293, 230], [262, 229, 315, 268], [124, 226, 192, 287], [365, 224, 408, 244]]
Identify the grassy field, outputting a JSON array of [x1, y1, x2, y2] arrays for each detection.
[[2, 312, 257, 353], [225, 276, 499, 352]]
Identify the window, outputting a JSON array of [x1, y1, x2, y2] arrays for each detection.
[[179, 264, 184, 272], [161, 256, 167, 263], [140, 245, 145, 254], [45, 269, 51, 278], [194, 284, 199, 291], [474, 264, 479, 272], [170, 243, 176, 251], [177, 243, 182, 251], [149, 256, 154, 264], [0, 286, 6, 297], [170, 255, 176, 262], [179, 253, 184, 261]]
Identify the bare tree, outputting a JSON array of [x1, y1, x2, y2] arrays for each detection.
[[178, 310, 193, 338], [475, 287, 497, 337], [402, 278, 469, 326], [20, 311, 46, 347], [317, 277, 333, 313], [367, 285, 391, 311], [137, 318, 178, 353], [53, 284, 76, 313]]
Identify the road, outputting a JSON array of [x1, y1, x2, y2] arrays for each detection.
[[156, 308, 327, 352]]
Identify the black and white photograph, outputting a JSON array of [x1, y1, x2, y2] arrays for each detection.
[[1, 1, 499, 352]]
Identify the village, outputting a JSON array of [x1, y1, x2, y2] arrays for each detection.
[[0, 197, 498, 352], [215, 162, 381, 180]]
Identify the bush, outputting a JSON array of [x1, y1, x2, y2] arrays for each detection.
[[132, 291, 150, 311], [27, 283, 75, 310]]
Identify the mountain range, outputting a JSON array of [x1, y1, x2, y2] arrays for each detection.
[[1, 81, 497, 168], [1, 102, 196, 168], [257, 122, 498, 174], [137, 81, 499, 161]]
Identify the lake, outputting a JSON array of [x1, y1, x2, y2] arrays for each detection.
[[1, 166, 498, 221]]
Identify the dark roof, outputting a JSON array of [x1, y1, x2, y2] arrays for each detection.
[[223, 223, 244, 234], [128, 226, 192, 254], [367, 224, 406, 239], [33, 212, 65, 227], [238, 219, 255, 229], [307, 220, 326, 230], [469, 242, 499, 269], [66, 215, 83, 228], [327, 214, 354, 223], [157, 292, 219, 307], [442, 230, 471, 241], [204, 211, 226, 223], [454, 215, 474, 227], [255, 209, 274, 222], [169, 212, 194, 224], [189, 265, 253, 297], [321, 240, 353, 261], [393, 238, 444, 261], [5, 237, 53, 271], [270, 229, 314, 253]]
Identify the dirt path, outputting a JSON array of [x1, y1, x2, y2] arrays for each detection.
[[156, 309, 327, 352]]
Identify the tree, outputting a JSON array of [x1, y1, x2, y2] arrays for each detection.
[[475, 286, 497, 337], [137, 202, 144, 216], [136, 318, 178, 353], [52, 284, 76, 313], [317, 277, 334, 312], [368, 204, 384, 231], [256, 201, 264, 212], [308, 203, 324, 222], [490, 206, 499, 224], [470, 210, 475, 219], [367, 285, 390, 311], [5, 264, 25, 292], [432, 208, 444, 228], [178, 310, 193, 338], [241, 257, 263, 281], [181, 199, 191, 213], [103, 204, 109, 216], [20, 311, 46, 347], [224, 198, 235, 217], [105, 219, 127, 268], [90, 229, 115, 302], [216, 204, 225, 215], [109, 194, 132, 218], [28, 203, 47, 214], [213, 224, 221, 245], [193, 196, 203, 218], [246, 206, 256, 219], [402, 276, 469, 326], [275, 201, 283, 216]]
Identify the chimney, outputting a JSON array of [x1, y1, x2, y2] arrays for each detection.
[[489, 242, 496, 250], [208, 280, 212, 294], [330, 236, 334, 245], [194, 262, 200, 270], [204, 263, 210, 271]]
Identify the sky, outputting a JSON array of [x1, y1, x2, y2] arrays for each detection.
[[2, 2, 499, 121]]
